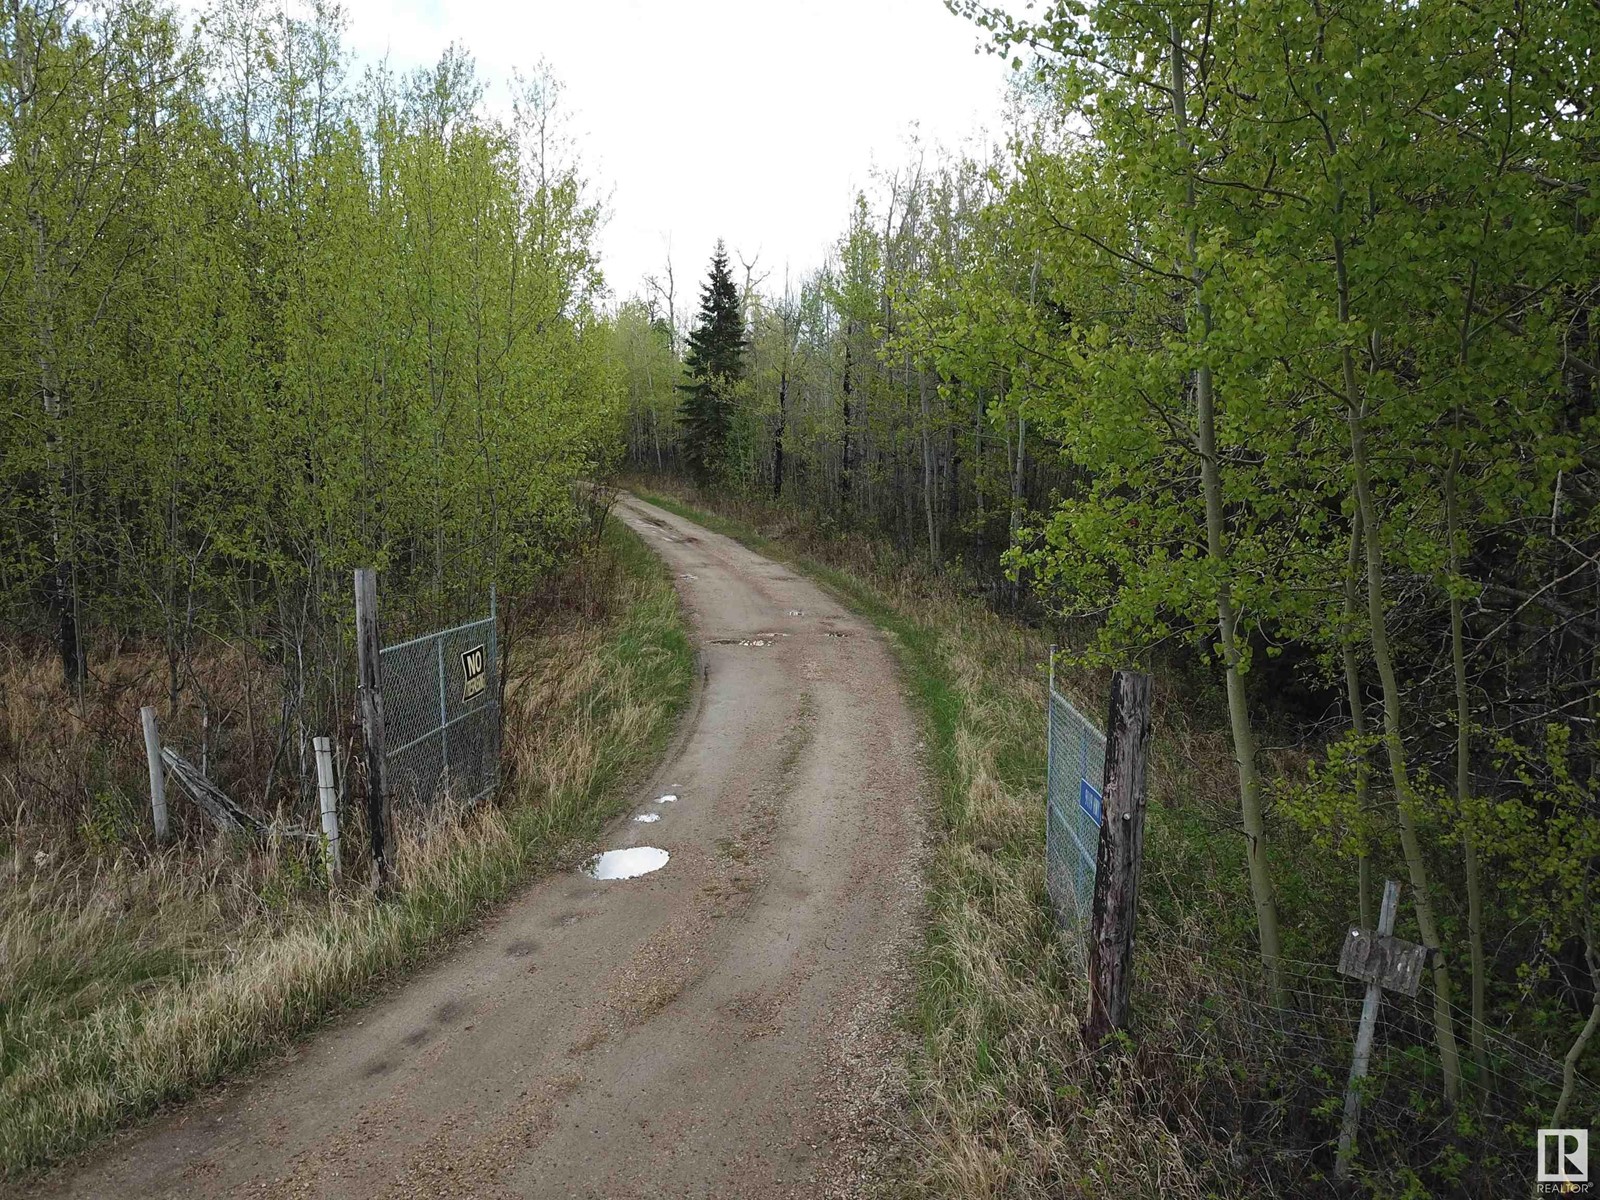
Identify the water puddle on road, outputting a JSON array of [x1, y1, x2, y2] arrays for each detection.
[[582, 847, 669, 880], [633, 812, 661, 823], [655, 793, 678, 803]]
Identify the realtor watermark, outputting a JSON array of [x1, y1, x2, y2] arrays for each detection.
[[1537, 1129, 1591, 1195]]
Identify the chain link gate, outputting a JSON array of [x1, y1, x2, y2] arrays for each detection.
[[378, 591, 500, 811], [1046, 647, 1105, 937]]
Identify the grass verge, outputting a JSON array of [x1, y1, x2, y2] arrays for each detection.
[[0, 515, 693, 1181]]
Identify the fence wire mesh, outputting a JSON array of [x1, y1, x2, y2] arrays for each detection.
[[1156, 952, 1599, 1194], [1046, 660, 1105, 938], [379, 607, 500, 810]]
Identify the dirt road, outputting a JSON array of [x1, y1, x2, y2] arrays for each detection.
[[32, 497, 928, 1200]]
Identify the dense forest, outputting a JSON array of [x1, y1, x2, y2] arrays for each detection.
[[622, 0, 1599, 1147], [2, 0, 617, 813]]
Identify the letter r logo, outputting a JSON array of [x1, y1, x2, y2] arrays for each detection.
[[1539, 1129, 1589, 1183]]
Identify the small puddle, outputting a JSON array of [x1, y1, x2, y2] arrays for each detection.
[[582, 847, 669, 880], [634, 812, 661, 823], [655, 793, 678, 803]]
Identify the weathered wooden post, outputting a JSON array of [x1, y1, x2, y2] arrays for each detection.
[[1083, 668, 1153, 1046], [313, 736, 342, 888], [354, 568, 391, 891], [1334, 878, 1426, 1179], [140, 705, 169, 844]]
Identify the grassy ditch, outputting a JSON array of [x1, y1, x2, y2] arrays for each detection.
[[0, 516, 693, 1180]]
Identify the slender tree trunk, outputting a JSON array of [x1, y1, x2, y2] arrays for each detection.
[[774, 366, 787, 498], [919, 366, 940, 564], [1445, 431, 1488, 1088], [1337, 235, 1463, 1102], [1169, 17, 1284, 1002], [945, 413, 959, 531], [1550, 916, 1600, 1131], [840, 334, 854, 515], [31, 226, 84, 692], [1008, 408, 1026, 607], [974, 388, 985, 526], [1341, 509, 1374, 932], [1453, 245, 1492, 1091]]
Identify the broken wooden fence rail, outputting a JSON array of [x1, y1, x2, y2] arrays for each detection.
[[159, 745, 268, 837], [158, 746, 320, 846]]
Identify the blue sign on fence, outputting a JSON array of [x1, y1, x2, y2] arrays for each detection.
[[1079, 779, 1103, 826]]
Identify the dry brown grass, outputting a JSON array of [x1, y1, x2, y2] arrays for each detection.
[[0, 519, 692, 1180], [0, 636, 286, 849]]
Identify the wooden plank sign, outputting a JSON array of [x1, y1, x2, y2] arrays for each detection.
[[461, 643, 487, 701], [1337, 927, 1427, 998]]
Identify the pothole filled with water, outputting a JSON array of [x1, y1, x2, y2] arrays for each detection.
[[655, 793, 678, 803], [634, 812, 661, 823], [582, 847, 669, 880]]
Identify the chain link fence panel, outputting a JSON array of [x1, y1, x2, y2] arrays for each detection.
[[379, 607, 500, 811], [1046, 664, 1105, 940]]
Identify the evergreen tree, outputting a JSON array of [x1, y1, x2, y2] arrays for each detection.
[[678, 241, 747, 480]]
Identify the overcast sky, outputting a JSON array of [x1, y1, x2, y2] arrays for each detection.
[[334, 0, 1014, 303]]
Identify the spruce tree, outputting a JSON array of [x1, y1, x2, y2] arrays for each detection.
[[678, 241, 746, 481]]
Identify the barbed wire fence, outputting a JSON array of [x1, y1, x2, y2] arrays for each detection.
[[1141, 948, 1599, 1194], [1043, 655, 1596, 1194]]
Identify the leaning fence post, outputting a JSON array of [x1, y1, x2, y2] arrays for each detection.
[[313, 736, 342, 888], [140, 705, 169, 844], [355, 567, 391, 891], [1336, 878, 1402, 1179], [1083, 668, 1153, 1046]]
